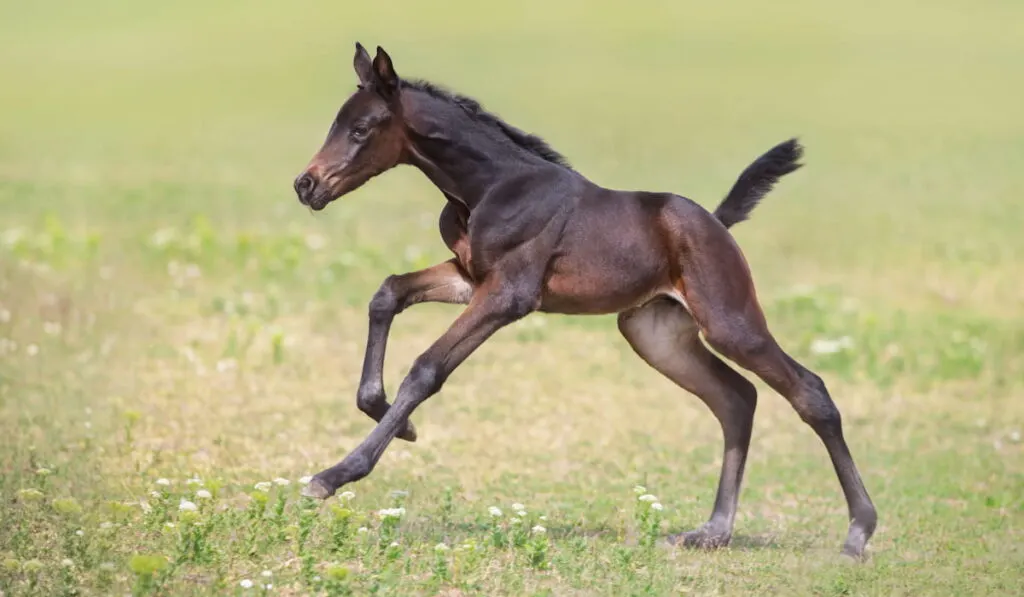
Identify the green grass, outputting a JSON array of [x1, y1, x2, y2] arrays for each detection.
[[1, 0, 1022, 595]]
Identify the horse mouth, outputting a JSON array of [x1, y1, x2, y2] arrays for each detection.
[[301, 177, 346, 211], [298, 174, 371, 211]]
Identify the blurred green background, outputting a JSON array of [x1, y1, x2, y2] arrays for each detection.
[[3, 0, 1022, 306]]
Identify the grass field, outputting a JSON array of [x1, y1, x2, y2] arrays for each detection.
[[1, 0, 1023, 595]]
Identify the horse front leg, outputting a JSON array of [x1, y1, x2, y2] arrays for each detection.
[[305, 276, 536, 498], [356, 259, 473, 441]]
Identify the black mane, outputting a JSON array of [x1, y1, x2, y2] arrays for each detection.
[[403, 79, 572, 170]]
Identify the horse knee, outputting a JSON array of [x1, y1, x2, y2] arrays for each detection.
[[356, 383, 385, 415], [368, 276, 401, 321]]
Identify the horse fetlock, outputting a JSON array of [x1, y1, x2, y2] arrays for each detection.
[[356, 383, 387, 417]]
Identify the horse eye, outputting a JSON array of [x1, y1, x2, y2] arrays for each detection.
[[350, 124, 370, 141]]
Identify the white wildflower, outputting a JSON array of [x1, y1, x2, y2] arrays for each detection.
[[0, 308, 9, 323], [263, 584, 272, 590], [651, 502, 664, 511], [434, 543, 449, 552], [510, 517, 521, 525], [390, 489, 409, 499], [261, 570, 273, 578], [195, 489, 212, 499], [809, 336, 854, 355], [272, 477, 290, 487], [75, 530, 84, 537], [532, 525, 546, 534], [339, 491, 355, 501], [633, 485, 647, 495], [1010, 430, 1021, 443], [155, 478, 171, 487], [150, 491, 161, 499], [511, 502, 525, 512], [26, 344, 39, 356], [356, 526, 369, 534], [488, 506, 503, 517], [377, 507, 405, 520], [299, 475, 313, 485], [61, 558, 74, 568], [539, 515, 547, 521], [389, 541, 399, 548], [240, 579, 254, 589], [164, 522, 175, 529], [186, 477, 203, 485], [254, 482, 272, 492], [638, 494, 658, 502], [178, 499, 198, 512], [99, 522, 113, 530]]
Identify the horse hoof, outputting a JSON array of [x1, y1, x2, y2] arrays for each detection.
[[668, 526, 732, 550], [300, 477, 335, 500], [397, 421, 418, 442]]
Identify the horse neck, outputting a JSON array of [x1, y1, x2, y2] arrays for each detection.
[[400, 91, 534, 210]]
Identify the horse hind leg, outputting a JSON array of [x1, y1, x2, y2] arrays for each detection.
[[618, 298, 758, 549], [680, 264, 878, 558]]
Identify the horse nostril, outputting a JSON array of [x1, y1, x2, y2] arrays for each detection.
[[294, 173, 316, 197]]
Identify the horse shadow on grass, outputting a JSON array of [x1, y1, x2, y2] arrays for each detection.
[[393, 518, 782, 553]]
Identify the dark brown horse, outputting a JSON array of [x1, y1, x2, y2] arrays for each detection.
[[293, 43, 877, 558]]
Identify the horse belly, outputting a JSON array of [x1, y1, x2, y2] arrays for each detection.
[[538, 241, 668, 315]]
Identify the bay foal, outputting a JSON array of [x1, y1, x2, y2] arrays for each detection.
[[293, 43, 877, 558]]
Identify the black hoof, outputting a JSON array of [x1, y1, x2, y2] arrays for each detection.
[[397, 420, 418, 442], [668, 526, 732, 550], [300, 477, 335, 500]]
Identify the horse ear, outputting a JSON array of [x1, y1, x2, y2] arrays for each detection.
[[353, 42, 373, 86], [372, 46, 399, 99]]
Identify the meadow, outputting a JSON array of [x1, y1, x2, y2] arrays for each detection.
[[1, 0, 1022, 595]]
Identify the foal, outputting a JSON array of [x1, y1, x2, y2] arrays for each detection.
[[293, 43, 877, 558]]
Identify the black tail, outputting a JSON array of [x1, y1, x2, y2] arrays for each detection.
[[713, 138, 803, 229]]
